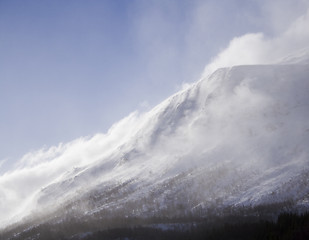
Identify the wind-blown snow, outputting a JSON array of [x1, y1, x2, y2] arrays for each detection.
[[1, 57, 309, 228], [1, 7, 309, 229], [202, 8, 309, 76]]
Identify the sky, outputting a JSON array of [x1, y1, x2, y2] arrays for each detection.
[[1, 0, 309, 171]]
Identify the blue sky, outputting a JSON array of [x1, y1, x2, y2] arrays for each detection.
[[0, 0, 308, 169]]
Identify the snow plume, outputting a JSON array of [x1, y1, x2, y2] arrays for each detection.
[[203, 7, 309, 76], [0, 112, 147, 227]]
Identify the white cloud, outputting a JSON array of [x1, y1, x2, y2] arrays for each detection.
[[203, 7, 309, 76], [15, 144, 65, 169]]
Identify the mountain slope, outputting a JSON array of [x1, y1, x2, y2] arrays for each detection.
[[34, 63, 309, 217], [1, 60, 309, 237]]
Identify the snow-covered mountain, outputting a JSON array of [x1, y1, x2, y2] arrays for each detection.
[[1, 52, 309, 238]]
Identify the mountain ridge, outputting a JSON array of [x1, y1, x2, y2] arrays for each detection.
[[1, 57, 309, 238], [35, 63, 309, 216]]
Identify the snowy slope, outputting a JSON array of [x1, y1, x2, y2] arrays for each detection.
[[29, 61, 309, 220], [1, 56, 309, 231]]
